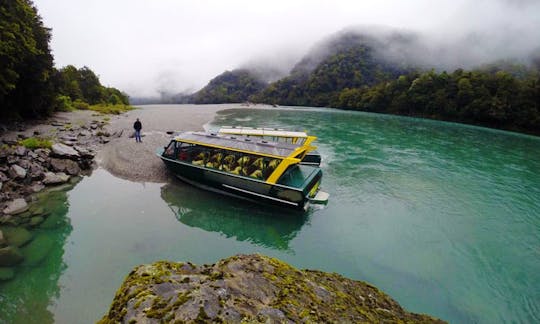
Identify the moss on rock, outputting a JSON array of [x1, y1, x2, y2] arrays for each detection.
[[98, 254, 446, 323]]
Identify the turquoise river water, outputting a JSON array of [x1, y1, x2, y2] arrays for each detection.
[[1, 106, 539, 323]]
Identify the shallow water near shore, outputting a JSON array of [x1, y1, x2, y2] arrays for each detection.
[[1, 105, 539, 323]]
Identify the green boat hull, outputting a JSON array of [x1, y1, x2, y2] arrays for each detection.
[[158, 150, 321, 210]]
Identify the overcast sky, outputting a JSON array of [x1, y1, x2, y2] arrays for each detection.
[[33, 0, 540, 97]]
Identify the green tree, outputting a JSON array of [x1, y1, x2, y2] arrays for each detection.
[[0, 0, 54, 119]]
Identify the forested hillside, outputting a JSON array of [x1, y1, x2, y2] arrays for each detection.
[[332, 69, 540, 134], [191, 69, 266, 104], [0, 0, 129, 120], [247, 31, 540, 135]]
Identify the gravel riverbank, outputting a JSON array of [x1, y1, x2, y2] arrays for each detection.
[[96, 104, 230, 183]]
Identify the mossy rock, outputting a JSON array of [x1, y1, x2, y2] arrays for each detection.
[[20, 234, 54, 267], [98, 254, 446, 324], [0, 246, 24, 266], [38, 213, 66, 229], [0, 226, 34, 247], [0, 267, 15, 281], [29, 216, 44, 227]]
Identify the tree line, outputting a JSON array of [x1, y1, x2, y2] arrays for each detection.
[[330, 69, 540, 134], [0, 0, 129, 121]]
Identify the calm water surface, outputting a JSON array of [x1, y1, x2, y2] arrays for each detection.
[[1, 106, 539, 323]]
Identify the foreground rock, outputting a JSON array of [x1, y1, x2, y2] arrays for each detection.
[[98, 254, 445, 323]]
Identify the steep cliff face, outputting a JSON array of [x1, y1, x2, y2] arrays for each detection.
[[98, 254, 445, 323]]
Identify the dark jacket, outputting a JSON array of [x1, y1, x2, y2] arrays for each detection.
[[134, 120, 142, 131]]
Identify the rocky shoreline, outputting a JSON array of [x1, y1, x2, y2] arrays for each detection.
[[0, 111, 117, 272], [98, 254, 446, 323]]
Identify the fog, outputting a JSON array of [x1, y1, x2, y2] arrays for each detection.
[[33, 0, 540, 97]]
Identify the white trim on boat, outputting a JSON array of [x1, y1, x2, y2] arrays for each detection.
[[222, 184, 300, 206]]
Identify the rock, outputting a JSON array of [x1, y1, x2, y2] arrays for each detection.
[[0, 214, 21, 226], [28, 151, 38, 159], [29, 216, 44, 227], [0, 246, 24, 266], [51, 143, 80, 159], [9, 164, 27, 179], [0, 267, 15, 281], [35, 148, 51, 160], [78, 130, 92, 137], [2, 227, 33, 247], [29, 206, 45, 216], [6, 154, 19, 165], [73, 146, 95, 159], [43, 172, 70, 185], [30, 183, 45, 193], [0, 182, 2, 192], [3, 198, 28, 215], [50, 158, 81, 175], [98, 254, 445, 324], [21, 234, 53, 266], [28, 162, 45, 180], [0, 229, 6, 247], [2, 134, 18, 145], [0, 171, 7, 182], [14, 146, 27, 156]]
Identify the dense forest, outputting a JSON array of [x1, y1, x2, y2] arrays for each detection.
[[0, 0, 129, 121], [331, 69, 540, 134], [192, 31, 540, 135]]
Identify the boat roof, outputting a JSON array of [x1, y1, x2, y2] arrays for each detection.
[[219, 126, 309, 138], [173, 131, 304, 158]]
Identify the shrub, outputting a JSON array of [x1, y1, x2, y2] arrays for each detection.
[[54, 95, 74, 112], [73, 99, 90, 110], [88, 104, 134, 114], [19, 137, 52, 149]]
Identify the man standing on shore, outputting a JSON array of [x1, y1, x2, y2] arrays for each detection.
[[133, 118, 142, 143]]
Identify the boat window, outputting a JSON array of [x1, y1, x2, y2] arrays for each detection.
[[163, 141, 176, 157]]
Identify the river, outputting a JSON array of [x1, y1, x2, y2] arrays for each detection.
[[1, 105, 539, 323]]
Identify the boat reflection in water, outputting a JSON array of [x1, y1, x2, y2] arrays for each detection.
[[160, 182, 309, 251]]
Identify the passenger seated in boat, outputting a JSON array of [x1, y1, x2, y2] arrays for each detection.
[[219, 154, 237, 171], [192, 151, 208, 166], [230, 165, 242, 175], [177, 149, 188, 160], [206, 152, 223, 168], [249, 169, 263, 179], [237, 156, 250, 166]]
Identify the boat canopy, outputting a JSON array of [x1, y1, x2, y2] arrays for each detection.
[[173, 131, 315, 159], [219, 126, 309, 139]]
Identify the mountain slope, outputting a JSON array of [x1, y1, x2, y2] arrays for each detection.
[[192, 69, 267, 104], [251, 31, 414, 106]]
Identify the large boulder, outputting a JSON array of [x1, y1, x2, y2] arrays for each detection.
[[0, 246, 24, 266], [98, 254, 445, 324], [49, 158, 81, 175], [3, 198, 28, 215], [51, 143, 80, 159], [9, 164, 27, 179], [43, 172, 70, 185]]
